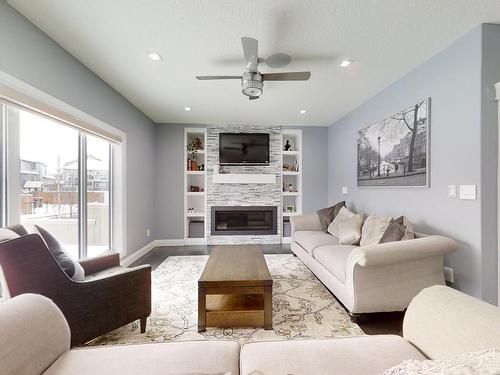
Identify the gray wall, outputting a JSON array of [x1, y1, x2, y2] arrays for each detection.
[[328, 24, 498, 304], [0, 0, 156, 256], [154, 124, 328, 240]]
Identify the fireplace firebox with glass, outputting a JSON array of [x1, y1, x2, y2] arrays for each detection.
[[211, 206, 277, 235]]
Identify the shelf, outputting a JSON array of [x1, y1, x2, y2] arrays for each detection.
[[283, 212, 301, 217], [282, 171, 299, 175], [282, 192, 299, 196], [213, 171, 276, 184], [186, 170, 206, 175], [186, 192, 206, 196], [282, 151, 299, 155], [186, 149, 205, 154], [186, 212, 205, 217]]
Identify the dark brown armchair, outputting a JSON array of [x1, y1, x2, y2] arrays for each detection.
[[0, 234, 151, 347]]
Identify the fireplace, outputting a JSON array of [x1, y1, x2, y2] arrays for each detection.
[[211, 206, 277, 235]]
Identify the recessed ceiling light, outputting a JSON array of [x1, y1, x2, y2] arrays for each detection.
[[147, 52, 163, 61], [299, 109, 307, 114], [340, 60, 353, 68], [184, 106, 192, 112]]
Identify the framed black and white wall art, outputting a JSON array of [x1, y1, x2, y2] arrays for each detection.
[[357, 98, 429, 187]]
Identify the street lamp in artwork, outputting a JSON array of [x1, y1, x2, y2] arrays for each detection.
[[377, 136, 381, 177]]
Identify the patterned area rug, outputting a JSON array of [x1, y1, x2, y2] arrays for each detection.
[[87, 254, 364, 346]]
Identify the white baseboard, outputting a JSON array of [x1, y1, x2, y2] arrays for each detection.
[[155, 239, 186, 247], [121, 240, 157, 267], [121, 238, 195, 266]]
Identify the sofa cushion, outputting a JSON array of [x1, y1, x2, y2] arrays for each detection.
[[34, 225, 85, 281], [380, 216, 415, 243], [317, 201, 345, 232], [360, 215, 392, 247], [313, 245, 356, 283], [328, 207, 364, 245], [293, 230, 339, 255], [44, 340, 240, 375], [382, 348, 500, 375], [240, 335, 425, 375], [7, 224, 85, 281]]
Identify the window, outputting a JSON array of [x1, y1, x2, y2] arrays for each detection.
[[2, 103, 113, 259], [86, 135, 111, 258]]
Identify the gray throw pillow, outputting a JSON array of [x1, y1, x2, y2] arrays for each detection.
[[317, 201, 345, 232], [379, 216, 414, 243], [34, 225, 85, 281]]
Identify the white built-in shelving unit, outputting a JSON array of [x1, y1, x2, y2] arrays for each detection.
[[184, 128, 207, 245], [281, 129, 302, 243]]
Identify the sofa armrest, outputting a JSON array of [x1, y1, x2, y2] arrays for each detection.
[[79, 251, 120, 275], [290, 214, 323, 236], [349, 235, 457, 267], [403, 285, 500, 359]]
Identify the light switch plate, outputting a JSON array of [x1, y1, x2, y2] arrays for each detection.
[[459, 185, 477, 200], [448, 185, 457, 199], [342, 186, 348, 194]]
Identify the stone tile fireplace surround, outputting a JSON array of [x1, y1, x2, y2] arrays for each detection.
[[206, 125, 282, 244]]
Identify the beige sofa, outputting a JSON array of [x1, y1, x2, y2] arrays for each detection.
[[1, 286, 499, 374], [290, 213, 458, 316]]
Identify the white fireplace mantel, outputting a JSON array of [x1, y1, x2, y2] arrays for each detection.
[[212, 169, 276, 184]]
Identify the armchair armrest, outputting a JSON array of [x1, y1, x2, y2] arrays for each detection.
[[349, 235, 457, 267], [290, 213, 323, 237], [79, 251, 120, 275]]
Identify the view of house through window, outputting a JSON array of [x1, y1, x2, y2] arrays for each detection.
[[14, 107, 112, 259]]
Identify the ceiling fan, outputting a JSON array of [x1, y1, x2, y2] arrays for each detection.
[[196, 37, 311, 100]]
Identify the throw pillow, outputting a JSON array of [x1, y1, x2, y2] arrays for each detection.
[[34, 225, 85, 281], [360, 215, 392, 247], [328, 207, 364, 245], [0, 228, 20, 243], [317, 201, 345, 232], [337, 214, 364, 245], [382, 348, 500, 375], [379, 216, 415, 243]]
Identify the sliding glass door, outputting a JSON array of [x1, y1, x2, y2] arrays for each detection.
[[18, 109, 80, 258], [2, 103, 113, 259]]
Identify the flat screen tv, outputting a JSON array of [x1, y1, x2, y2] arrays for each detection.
[[219, 133, 270, 165]]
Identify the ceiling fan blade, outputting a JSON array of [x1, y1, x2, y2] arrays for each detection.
[[241, 37, 258, 72], [262, 72, 311, 81], [196, 75, 242, 80], [248, 96, 259, 101]]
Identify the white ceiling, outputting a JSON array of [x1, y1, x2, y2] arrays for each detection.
[[8, 0, 500, 126]]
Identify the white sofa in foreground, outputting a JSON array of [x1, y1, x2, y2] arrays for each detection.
[[290, 213, 458, 317], [0, 286, 499, 374]]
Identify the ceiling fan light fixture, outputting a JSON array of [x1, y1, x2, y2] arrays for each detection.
[[184, 106, 192, 111], [241, 71, 263, 97], [340, 60, 352, 68]]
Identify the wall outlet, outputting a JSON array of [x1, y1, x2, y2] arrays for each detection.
[[146, 229, 151, 237], [444, 267, 454, 283], [342, 186, 348, 194]]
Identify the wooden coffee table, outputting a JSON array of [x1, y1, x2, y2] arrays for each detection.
[[198, 245, 273, 332]]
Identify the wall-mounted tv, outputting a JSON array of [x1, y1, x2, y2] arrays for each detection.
[[219, 133, 270, 165]]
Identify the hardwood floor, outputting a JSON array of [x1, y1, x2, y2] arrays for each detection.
[[131, 244, 404, 336]]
